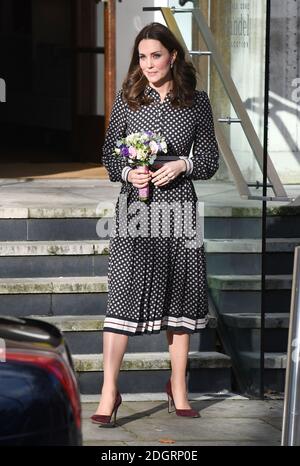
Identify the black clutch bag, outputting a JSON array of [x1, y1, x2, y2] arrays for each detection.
[[150, 155, 181, 170]]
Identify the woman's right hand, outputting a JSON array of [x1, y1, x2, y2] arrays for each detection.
[[128, 167, 153, 189]]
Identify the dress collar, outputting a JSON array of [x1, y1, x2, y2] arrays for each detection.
[[144, 84, 173, 103]]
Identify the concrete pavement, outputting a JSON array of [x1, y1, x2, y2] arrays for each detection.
[[81, 394, 284, 447]]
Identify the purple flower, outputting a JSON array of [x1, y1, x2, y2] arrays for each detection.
[[120, 145, 129, 157]]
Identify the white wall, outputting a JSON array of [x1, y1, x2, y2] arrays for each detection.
[[229, 0, 266, 183], [116, 0, 193, 90], [116, 0, 166, 90]]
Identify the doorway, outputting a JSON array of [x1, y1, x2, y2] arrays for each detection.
[[0, 0, 109, 175]]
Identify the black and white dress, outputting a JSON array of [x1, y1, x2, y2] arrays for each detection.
[[102, 84, 219, 336]]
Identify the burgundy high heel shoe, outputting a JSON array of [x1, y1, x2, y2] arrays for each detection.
[[90, 391, 122, 426], [166, 379, 200, 418]]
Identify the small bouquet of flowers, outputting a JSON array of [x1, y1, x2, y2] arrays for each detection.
[[114, 130, 168, 201]]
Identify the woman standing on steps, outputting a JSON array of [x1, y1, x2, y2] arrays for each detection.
[[91, 22, 219, 426]]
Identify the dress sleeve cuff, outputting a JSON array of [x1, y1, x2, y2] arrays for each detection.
[[179, 156, 193, 176], [121, 166, 133, 182]]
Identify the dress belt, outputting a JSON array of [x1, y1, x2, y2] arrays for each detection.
[[153, 155, 180, 162], [151, 155, 180, 169]]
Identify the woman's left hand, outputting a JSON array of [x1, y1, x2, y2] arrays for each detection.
[[149, 160, 186, 187]]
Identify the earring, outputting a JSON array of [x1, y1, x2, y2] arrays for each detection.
[[170, 61, 173, 69]]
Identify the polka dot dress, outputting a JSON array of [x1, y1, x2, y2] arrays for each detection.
[[102, 84, 219, 336]]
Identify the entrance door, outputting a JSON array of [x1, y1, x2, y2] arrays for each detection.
[[0, 0, 74, 162], [72, 0, 106, 163], [0, 0, 109, 165]]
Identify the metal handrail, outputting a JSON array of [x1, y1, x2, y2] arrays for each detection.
[[158, 7, 251, 198], [157, 6, 289, 201], [281, 246, 300, 446]]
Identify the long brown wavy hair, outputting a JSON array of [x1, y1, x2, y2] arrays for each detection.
[[122, 22, 197, 111]]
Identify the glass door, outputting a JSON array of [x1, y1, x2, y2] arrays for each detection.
[[0, 0, 74, 162], [168, 0, 268, 397], [73, 0, 105, 162]]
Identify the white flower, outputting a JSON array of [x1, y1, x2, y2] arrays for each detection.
[[129, 146, 137, 157], [161, 140, 168, 152], [149, 154, 157, 164], [149, 140, 159, 154]]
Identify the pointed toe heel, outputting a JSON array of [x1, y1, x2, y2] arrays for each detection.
[[90, 391, 122, 426], [165, 379, 200, 418]]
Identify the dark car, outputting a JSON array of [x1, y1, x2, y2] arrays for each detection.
[[0, 316, 82, 446]]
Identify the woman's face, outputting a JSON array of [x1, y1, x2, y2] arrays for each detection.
[[138, 39, 175, 86]]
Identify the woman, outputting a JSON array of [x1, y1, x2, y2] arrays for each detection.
[[91, 22, 219, 426]]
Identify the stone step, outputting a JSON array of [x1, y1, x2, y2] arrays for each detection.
[[0, 238, 298, 256], [240, 351, 287, 369], [208, 274, 292, 314], [208, 217, 300, 240], [0, 240, 105, 279], [29, 314, 217, 331], [0, 217, 101, 241], [0, 240, 109, 256], [27, 314, 218, 353], [0, 276, 107, 294], [208, 274, 292, 290], [222, 313, 289, 328], [206, 239, 299, 275], [5, 274, 292, 294], [238, 352, 287, 392], [0, 239, 109, 280], [0, 239, 298, 277], [1, 215, 300, 241], [73, 351, 232, 371], [73, 351, 232, 394], [1, 205, 299, 219], [28, 314, 107, 331], [222, 313, 289, 353], [0, 273, 293, 316], [205, 238, 300, 253], [0, 207, 107, 219], [0, 276, 108, 316]]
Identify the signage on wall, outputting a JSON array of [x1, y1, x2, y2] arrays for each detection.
[[229, 0, 250, 49]]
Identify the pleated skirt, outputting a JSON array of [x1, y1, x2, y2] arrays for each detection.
[[103, 176, 209, 336]]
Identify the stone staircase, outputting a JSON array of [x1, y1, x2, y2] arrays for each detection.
[[204, 207, 300, 394], [0, 203, 299, 395], [0, 209, 232, 395]]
